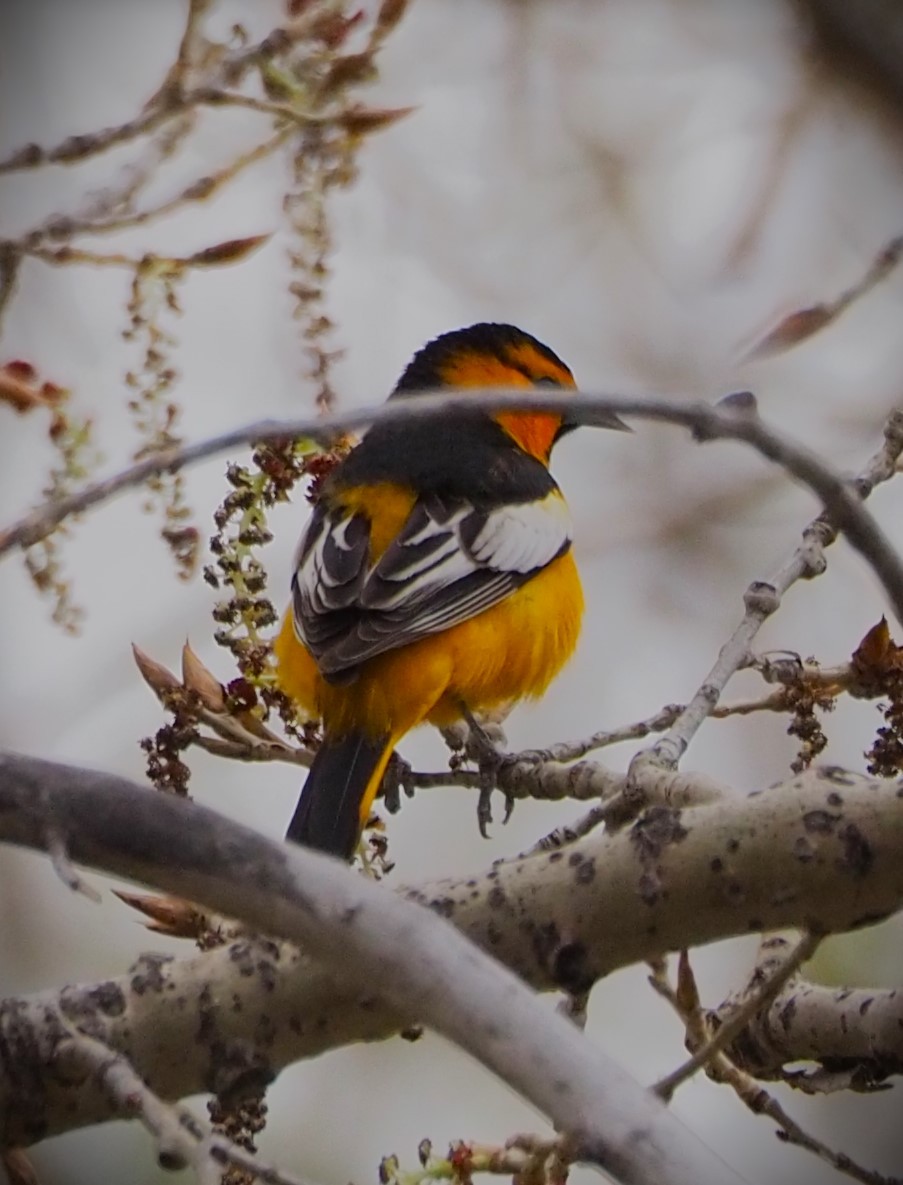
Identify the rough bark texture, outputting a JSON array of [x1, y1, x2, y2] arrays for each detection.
[[0, 751, 758, 1185], [1, 755, 901, 1152]]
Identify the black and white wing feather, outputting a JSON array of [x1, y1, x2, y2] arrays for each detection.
[[292, 493, 571, 681]]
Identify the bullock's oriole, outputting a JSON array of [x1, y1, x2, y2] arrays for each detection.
[[274, 323, 626, 859]]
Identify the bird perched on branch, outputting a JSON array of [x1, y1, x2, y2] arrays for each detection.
[[274, 323, 627, 859]]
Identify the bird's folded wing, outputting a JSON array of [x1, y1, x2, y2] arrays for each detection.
[[292, 492, 572, 678]]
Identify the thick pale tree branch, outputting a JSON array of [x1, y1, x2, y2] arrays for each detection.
[[1, 755, 901, 1153], [0, 751, 748, 1185], [715, 936, 903, 1083]]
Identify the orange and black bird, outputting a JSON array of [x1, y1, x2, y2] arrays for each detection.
[[274, 323, 626, 859]]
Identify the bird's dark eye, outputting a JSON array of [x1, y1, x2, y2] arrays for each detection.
[[535, 376, 562, 387]]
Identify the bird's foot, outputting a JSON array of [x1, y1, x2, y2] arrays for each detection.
[[459, 707, 516, 837]]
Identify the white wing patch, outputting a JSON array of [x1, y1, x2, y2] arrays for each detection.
[[467, 495, 572, 574]]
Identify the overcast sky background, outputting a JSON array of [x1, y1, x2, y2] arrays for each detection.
[[1, 2, 903, 1182]]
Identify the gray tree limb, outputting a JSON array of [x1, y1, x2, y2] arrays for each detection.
[[0, 750, 749, 1185], [2, 755, 902, 1165]]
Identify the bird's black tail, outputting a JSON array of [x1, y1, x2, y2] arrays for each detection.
[[286, 731, 393, 860]]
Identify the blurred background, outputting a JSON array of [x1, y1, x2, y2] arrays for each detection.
[[1, 1, 902, 1182]]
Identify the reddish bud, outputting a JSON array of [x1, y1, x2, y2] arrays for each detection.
[[186, 233, 271, 268], [114, 890, 206, 938], [226, 677, 259, 711], [745, 306, 833, 361], [376, 0, 410, 37], [5, 359, 36, 380], [312, 9, 365, 48], [338, 104, 415, 135]]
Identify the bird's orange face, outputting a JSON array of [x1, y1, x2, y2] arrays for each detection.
[[434, 338, 577, 464]]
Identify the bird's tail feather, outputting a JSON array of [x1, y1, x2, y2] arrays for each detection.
[[286, 731, 393, 859]]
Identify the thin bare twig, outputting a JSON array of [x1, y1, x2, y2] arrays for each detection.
[[513, 705, 685, 764], [32, 126, 293, 243], [631, 407, 903, 776], [160, 0, 214, 99], [190, 86, 341, 128], [46, 828, 101, 904], [0, 0, 208, 174], [511, 690, 798, 767], [106, 111, 198, 217], [10, 1, 201, 225], [12, 240, 266, 273], [742, 236, 903, 360], [0, 102, 185, 175], [0, 3, 338, 176], [218, 5, 350, 87], [654, 931, 822, 1100], [192, 733, 311, 768], [4, 392, 903, 608]]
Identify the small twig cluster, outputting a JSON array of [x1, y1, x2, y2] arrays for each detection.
[[139, 700, 197, 797], [207, 1093, 269, 1185], [133, 640, 313, 781], [124, 255, 199, 579], [849, 618, 903, 777], [205, 436, 350, 734], [781, 660, 835, 773], [648, 944, 902, 1185]]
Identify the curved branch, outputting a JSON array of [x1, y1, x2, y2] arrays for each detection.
[[2, 756, 902, 1152], [3, 395, 902, 624], [0, 751, 747, 1185]]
